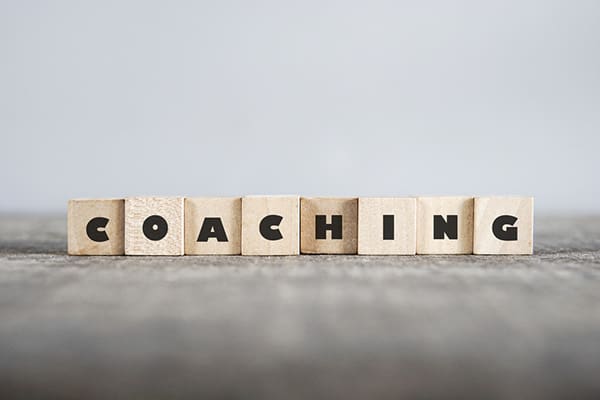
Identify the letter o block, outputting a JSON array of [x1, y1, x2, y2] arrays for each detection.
[[67, 199, 125, 255], [241, 196, 299, 255], [125, 197, 184, 255], [474, 197, 534, 255]]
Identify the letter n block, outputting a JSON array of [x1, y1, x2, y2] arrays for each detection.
[[125, 197, 184, 255], [184, 197, 241, 255], [300, 197, 358, 254], [358, 198, 416, 255], [417, 197, 474, 254], [241, 196, 299, 255], [474, 197, 534, 255], [67, 199, 124, 255]]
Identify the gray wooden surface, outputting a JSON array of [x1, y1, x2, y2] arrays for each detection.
[[0, 215, 599, 399]]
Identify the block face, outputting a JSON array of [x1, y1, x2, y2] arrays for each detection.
[[67, 199, 124, 255], [241, 196, 299, 255], [358, 198, 416, 255], [474, 197, 534, 255], [184, 197, 241, 255], [125, 197, 184, 255], [300, 198, 358, 254], [416, 197, 474, 254]]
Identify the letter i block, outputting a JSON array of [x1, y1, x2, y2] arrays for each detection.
[[358, 198, 416, 255], [474, 197, 534, 255], [300, 197, 358, 254], [184, 197, 241, 255], [67, 199, 125, 255], [241, 196, 300, 255], [125, 197, 184, 255], [416, 197, 474, 254]]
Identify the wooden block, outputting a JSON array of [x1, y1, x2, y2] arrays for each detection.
[[184, 197, 241, 255], [474, 197, 534, 255], [300, 197, 358, 254], [358, 198, 416, 255], [416, 197, 474, 254], [241, 196, 299, 255], [67, 199, 124, 255], [125, 197, 184, 256]]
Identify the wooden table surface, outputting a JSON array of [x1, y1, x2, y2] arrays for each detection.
[[0, 215, 599, 399]]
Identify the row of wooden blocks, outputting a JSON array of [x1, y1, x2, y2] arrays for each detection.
[[67, 196, 534, 256]]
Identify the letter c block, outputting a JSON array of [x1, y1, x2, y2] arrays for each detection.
[[241, 196, 299, 255], [67, 199, 124, 255]]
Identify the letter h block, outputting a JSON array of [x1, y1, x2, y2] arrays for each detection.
[[68, 199, 125, 255], [241, 196, 300, 255], [300, 197, 358, 254], [474, 197, 533, 254]]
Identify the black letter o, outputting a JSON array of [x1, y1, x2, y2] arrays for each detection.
[[143, 215, 168, 241]]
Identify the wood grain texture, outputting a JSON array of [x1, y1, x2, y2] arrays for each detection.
[[358, 197, 416, 255], [300, 197, 358, 254], [474, 197, 534, 254], [67, 199, 124, 255], [185, 197, 241, 255], [417, 197, 474, 254], [125, 197, 184, 256], [241, 196, 299, 255]]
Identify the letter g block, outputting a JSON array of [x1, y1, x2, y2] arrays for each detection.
[[474, 197, 534, 255]]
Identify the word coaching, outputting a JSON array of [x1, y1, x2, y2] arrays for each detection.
[[67, 196, 534, 256]]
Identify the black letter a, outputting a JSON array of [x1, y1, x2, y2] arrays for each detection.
[[197, 217, 228, 242]]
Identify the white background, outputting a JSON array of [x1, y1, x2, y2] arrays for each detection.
[[1, 0, 598, 212]]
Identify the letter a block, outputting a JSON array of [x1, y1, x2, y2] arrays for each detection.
[[300, 198, 358, 254], [184, 197, 241, 255], [125, 197, 184, 255], [417, 197, 474, 254], [474, 197, 534, 255], [358, 198, 416, 255], [67, 199, 124, 255], [241, 196, 300, 255]]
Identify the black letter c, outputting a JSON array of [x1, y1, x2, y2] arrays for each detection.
[[259, 215, 283, 241], [86, 217, 109, 242]]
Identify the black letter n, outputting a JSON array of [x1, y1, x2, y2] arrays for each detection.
[[433, 215, 458, 240]]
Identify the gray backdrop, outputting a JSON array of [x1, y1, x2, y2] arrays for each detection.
[[1, 0, 598, 213]]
